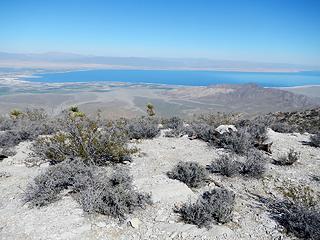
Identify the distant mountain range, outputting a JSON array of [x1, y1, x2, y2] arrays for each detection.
[[0, 51, 318, 72]]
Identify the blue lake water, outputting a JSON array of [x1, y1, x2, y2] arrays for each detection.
[[25, 69, 320, 87]]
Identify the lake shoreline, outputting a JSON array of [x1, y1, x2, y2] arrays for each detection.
[[20, 69, 320, 88]]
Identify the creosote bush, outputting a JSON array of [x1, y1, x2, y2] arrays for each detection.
[[126, 117, 160, 139], [167, 161, 208, 188], [175, 187, 235, 228], [310, 133, 320, 148], [273, 148, 300, 166], [24, 159, 151, 220], [32, 115, 135, 165]]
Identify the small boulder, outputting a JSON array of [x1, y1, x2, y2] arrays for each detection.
[[215, 125, 237, 134]]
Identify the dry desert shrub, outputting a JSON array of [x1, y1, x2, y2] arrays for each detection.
[[310, 133, 320, 147], [207, 149, 267, 178], [23, 158, 93, 207], [260, 180, 320, 240], [175, 187, 235, 227], [218, 122, 268, 155], [196, 112, 242, 127], [273, 148, 300, 166], [206, 154, 242, 177], [162, 116, 187, 137], [162, 116, 184, 130], [219, 128, 253, 155], [310, 174, 320, 182], [167, 161, 209, 188], [185, 122, 219, 143], [77, 166, 151, 220], [265, 199, 320, 240], [126, 117, 160, 139], [24, 159, 151, 220], [0, 108, 57, 148], [277, 181, 319, 207], [269, 122, 298, 133], [240, 149, 267, 178]]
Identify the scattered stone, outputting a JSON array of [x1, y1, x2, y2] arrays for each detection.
[[0, 171, 11, 178], [129, 218, 142, 228], [169, 231, 178, 238]]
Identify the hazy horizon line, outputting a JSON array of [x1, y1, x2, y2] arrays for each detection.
[[1, 50, 319, 68], [0, 50, 319, 72]]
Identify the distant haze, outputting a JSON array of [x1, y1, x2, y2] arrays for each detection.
[[0, 51, 318, 72]]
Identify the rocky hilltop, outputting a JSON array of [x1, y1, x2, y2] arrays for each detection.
[[265, 107, 320, 134], [0, 108, 319, 240]]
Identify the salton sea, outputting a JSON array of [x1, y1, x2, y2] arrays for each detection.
[[25, 69, 320, 87]]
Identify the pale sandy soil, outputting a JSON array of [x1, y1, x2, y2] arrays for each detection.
[[0, 129, 319, 239]]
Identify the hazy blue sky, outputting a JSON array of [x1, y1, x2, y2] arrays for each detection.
[[0, 0, 319, 65]]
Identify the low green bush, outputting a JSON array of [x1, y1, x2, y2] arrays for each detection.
[[32, 115, 135, 165]]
